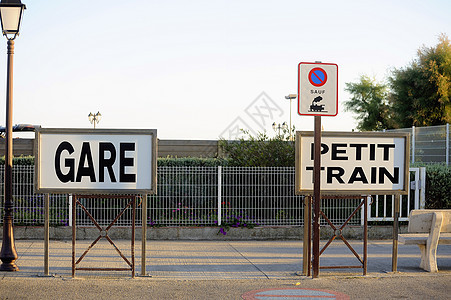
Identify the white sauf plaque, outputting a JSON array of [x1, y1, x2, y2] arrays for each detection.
[[298, 62, 338, 116]]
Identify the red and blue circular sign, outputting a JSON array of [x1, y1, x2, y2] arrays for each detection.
[[308, 67, 328, 87]]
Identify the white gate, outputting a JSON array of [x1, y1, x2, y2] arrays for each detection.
[[365, 167, 426, 222]]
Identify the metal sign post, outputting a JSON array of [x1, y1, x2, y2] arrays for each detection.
[[392, 194, 400, 272], [141, 194, 149, 277], [312, 116, 321, 278], [44, 194, 49, 276], [298, 61, 338, 279]]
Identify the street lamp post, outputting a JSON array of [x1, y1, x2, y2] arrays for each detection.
[[285, 94, 297, 140], [88, 111, 101, 129], [0, 0, 26, 272], [272, 122, 288, 137]]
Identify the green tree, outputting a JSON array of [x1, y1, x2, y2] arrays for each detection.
[[344, 75, 392, 131], [389, 34, 451, 127], [218, 128, 294, 167]]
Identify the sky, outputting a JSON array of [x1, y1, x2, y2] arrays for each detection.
[[1, 0, 450, 140]]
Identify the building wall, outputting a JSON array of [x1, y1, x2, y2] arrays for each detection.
[[0, 139, 220, 158]]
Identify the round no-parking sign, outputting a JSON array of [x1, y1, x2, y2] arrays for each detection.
[[308, 67, 328, 87]]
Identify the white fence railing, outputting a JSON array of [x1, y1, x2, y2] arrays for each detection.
[[0, 166, 425, 227], [367, 167, 426, 222], [387, 124, 450, 165]]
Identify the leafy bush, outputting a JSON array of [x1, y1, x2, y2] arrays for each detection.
[[424, 164, 451, 209], [157, 157, 230, 167], [0, 155, 34, 165], [219, 129, 295, 167], [0, 156, 230, 167]]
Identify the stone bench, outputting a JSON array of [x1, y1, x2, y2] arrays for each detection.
[[399, 209, 451, 272]]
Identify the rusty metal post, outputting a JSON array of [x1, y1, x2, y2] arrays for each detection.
[[0, 40, 18, 272], [307, 196, 312, 277], [302, 196, 310, 275], [392, 194, 400, 272], [363, 196, 368, 275], [141, 194, 147, 276], [44, 194, 49, 276], [72, 195, 76, 278], [131, 196, 136, 278], [312, 116, 322, 278]]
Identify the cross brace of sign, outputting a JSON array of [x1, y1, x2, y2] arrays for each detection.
[[72, 194, 138, 278], [304, 195, 370, 276]]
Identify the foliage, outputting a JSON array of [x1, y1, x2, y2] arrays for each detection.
[[389, 34, 451, 128], [0, 156, 230, 167], [217, 210, 258, 235], [0, 155, 34, 165], [344, 75, 392, 131], [218, 129, 295, 167], [423, 164, 451, 209], [345, 34, 451, 130], [157, 157, 230, 167]]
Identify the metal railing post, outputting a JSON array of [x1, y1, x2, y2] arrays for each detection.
[[446, 123, 449, 166], [420, 167, 426, 209], [411, 126, 415, 164], [217, 166, 222, 226], [141, 194, 147, 276], [44, 194, 49, 276]]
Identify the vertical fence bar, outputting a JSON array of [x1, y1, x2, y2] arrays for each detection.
[[420, 167, 426, 209], [411, 126, 415, 164], [413, 168, 419, 211], [217, 166, 222, 226], [446, 123, 449, 166], [68, 194, 73, 227]]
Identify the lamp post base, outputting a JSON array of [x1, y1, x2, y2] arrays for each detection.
[[0, 216, 19, 272], [0, 261, 18, 271]]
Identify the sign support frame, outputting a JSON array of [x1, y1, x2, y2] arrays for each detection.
[[312, 116, 321, 278]]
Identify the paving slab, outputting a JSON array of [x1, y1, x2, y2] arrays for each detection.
[[0, 239, 450, 280]]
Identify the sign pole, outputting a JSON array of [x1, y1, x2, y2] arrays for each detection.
[[302, 196, 310, 275], [392, 193, 400, 272], [141, 194, 148, 276], [312, 116, 321, 278], [44, 193, 49, 276]]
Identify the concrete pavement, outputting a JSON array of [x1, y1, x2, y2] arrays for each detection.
[[0, 239, 450, 299], [2, 239, 450, 279]]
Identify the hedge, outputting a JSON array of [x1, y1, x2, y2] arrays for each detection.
[[423, 164, 451, 209], [0, 156, 230, 167]]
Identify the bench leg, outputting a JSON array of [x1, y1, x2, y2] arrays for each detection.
[[426, 242, 438, 272], [418, 244, 426, 270], [418, 243, 438, 272]]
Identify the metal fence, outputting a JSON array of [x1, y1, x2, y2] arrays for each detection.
[[0, 165, 423, 227], [387, 124, 450, 165]]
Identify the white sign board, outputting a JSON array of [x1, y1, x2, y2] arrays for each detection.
[[295, 131, 410, 195], [298, 62, 338, 116], [35, 128, 157, 194]]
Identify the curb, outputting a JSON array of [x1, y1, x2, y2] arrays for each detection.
[[2, 225, 407, 240]]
